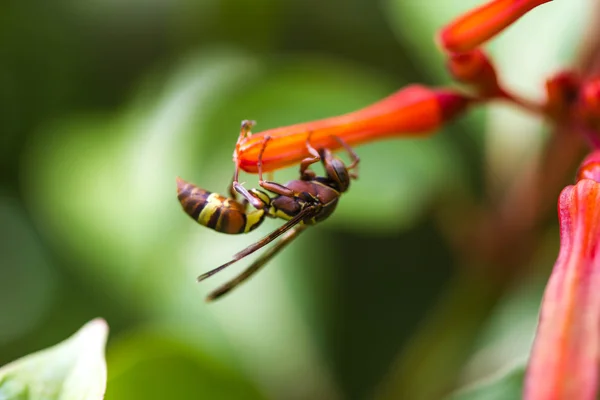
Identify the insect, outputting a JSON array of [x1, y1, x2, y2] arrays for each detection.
[[177, 128, 359, 301]]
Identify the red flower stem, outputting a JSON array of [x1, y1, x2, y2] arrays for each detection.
[[497, 89, 546, 116]]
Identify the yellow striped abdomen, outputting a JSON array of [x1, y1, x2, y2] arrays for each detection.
[[176, 177, 266, 234]]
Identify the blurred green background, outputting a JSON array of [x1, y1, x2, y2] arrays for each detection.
[[0, 0, 589, 399]]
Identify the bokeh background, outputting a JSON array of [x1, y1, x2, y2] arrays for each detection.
[[0, 0, 590, 399]]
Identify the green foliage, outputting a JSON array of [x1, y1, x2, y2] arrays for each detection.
[[105, 331, 264, 400], [0, 197, 56, 345], [0, 320, 107, 400]]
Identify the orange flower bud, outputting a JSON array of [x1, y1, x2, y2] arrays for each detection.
[[234, 85, 472, 173], [439, 0, 553, 53], [446, 49, 501, 96]]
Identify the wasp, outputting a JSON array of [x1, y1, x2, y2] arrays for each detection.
[[177, 124, 359, 301]]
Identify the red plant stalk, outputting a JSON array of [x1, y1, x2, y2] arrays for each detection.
[[525, 152, 600, 400], [233, 85, 471, 173]]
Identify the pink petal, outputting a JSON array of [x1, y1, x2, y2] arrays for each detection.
[[525, 157, 600, 400]]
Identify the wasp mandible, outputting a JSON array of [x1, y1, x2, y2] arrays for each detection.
[[177, 125, 359, 301]]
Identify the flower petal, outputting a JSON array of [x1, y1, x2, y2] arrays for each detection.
[[577, 151, 600, 183], [525, 153, 600, 400]]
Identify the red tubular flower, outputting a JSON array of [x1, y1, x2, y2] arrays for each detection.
[[234, 85, 471, 173], [525, 151, 600, 400], [439, 0, 553, 53]]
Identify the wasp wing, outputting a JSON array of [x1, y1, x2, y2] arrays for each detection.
[[197, 206, 315, 282], [206, 225, 308, 301]]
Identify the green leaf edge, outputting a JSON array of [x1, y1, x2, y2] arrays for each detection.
[[445, 359, 526, 400], [0, 318, 109, 400]]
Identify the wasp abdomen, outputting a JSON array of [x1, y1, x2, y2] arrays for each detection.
[[177, 177, 266, 234]]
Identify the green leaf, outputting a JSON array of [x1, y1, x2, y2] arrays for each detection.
[[446, 361, 526, 400], [105, 331, 265, 400], [0, 319, 108, 400]]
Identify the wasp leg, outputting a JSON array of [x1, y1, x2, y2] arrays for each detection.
[[231, 131, 270, 210], [254, 136, 304, 198], [333, 136, 360, 179], [229, 120, 259, 207], [230, 121, 294, 208], [299, 131, 320, 180], [205, 225, 308, 301], [233, 183, 270, 210], [228, 172, 241, 201], [232, 120, 256, 187]]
